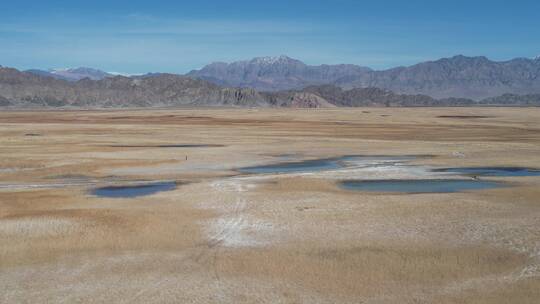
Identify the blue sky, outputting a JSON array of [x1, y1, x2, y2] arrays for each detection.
[[1, 0, 539, 74]]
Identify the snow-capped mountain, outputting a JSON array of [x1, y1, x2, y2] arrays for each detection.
[[249, 55, 300, 65], [25, 67, 113, 81], [187, 55, 371, 91]]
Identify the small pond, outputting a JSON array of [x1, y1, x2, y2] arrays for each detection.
[[109, 144, 224, 148], [433, 167, 540, 177], [238, 155, 416, 174], [91, 181, 177, 198], [340, 179, 504, 194]]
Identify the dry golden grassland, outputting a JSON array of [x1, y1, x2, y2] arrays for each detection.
[[1, 107, 540, 303]]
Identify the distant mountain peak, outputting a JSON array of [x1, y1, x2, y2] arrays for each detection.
[[443, 54, 490, 63], [534, 55, 540, 61], [48, 68, 67, 72], [250, 55, 299, 65], [26, 67, 112, 81], [188, 55, 370, 91], [60, 67, 106, 73], [51, 67, 111, 79]]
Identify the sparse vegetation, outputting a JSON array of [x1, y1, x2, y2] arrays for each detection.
[[1, 108, 540, 303]]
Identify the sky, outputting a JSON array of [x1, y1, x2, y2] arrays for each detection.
[[1, 0, 539, 74]]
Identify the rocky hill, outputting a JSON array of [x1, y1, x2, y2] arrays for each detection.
[[0, 67, 269, 107], [0, 94, 10, 106], [479, 93, 540, 106], [302, 85, 476, 107]]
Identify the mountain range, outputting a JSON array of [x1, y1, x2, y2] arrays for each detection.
[[0, 67, 270, 107], [1, 65, 539, 108], [188, 55, 540, 100], [1, 54, 540, 108], [19, 54, 540, 100]]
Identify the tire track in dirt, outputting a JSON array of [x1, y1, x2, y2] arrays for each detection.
[[123, 178, 257, 303]]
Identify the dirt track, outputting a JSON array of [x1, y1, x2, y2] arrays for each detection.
[[1, 107, 540, 303]]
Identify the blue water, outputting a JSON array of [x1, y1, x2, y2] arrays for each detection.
[[238, 155, 416, 174], [433, 167, 540, 177], [340, 179, 503, 194], [239, 158, 341, 174], [91, 182, 177, 198], [110, 144, 223, 148]]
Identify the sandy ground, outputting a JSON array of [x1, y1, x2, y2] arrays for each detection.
[[1, 107, 540, 303]]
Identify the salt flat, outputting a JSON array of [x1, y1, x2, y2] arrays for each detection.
[[1, 107, 540, 303]]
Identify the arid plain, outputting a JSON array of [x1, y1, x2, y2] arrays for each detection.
[[1, 108, 540, 303]]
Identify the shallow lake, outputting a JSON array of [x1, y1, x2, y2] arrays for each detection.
[[91, 181, 177, 198], [340, 179, 503, 194], [238, 155, 415, 174], [109, 144, 224, 148], [433, 167, 540, 177]]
